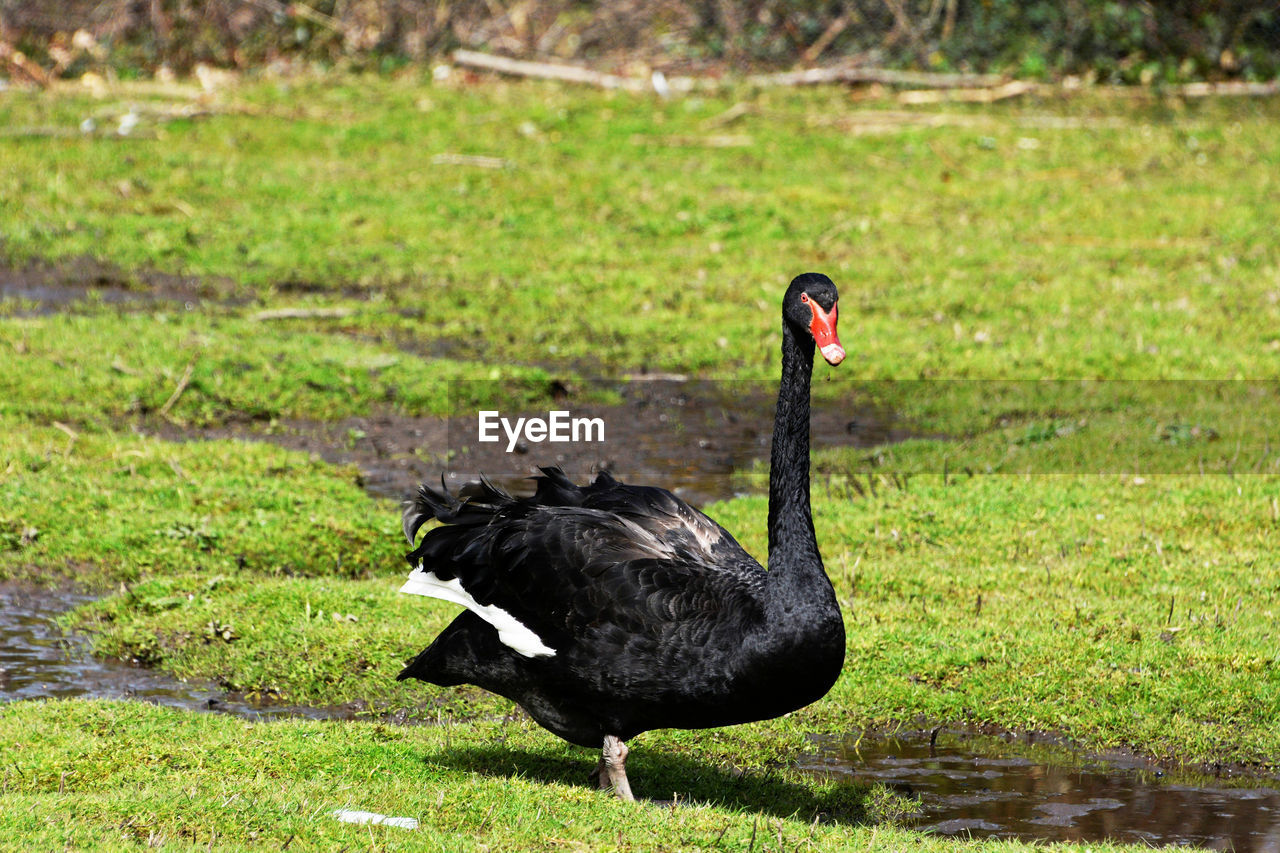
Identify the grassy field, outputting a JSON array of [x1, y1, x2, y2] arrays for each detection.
[[2, 70, 1279, 849]]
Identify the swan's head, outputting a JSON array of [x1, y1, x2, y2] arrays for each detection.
[[785, 273, 845, 366]]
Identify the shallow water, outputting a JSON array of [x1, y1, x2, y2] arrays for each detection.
[[804, 730, 1280, 850], [0, 583, 352, 721]]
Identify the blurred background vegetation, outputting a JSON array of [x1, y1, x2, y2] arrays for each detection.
[[2, 0, 1279, 84]]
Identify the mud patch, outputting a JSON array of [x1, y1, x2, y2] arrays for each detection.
[[0, 256, 236, 315], [804, 728, 1280, 849], [141, 378, 909, 507]]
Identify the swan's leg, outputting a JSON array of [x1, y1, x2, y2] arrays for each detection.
[[601, 734, 635, 801]]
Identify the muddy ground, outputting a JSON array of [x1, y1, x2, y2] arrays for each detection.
[[3, 257, 908, 507], [0, 255, 236, 314], [140, 380, 908, 507]]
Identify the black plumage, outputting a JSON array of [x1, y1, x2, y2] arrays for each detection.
[[397, 273, 848, 799]]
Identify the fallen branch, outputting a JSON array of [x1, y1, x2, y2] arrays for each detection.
[[1041, 79, 1280, 100], [429, 153, 514, 169], [898, 80, 1039, 104], [801, 15, 850, 64], [0, 41, 52, 87], [286, 1, 342, 31], [747, 66, 1007, 89], [631, 134, 753, 148], [51, 421, 80, 441], [702, 102, 752, 128], [451, 49, 1020, 97], [453, 49, 648, 91], [241, 0, 343, 33], [816, 110, 990, 133], [110, 357, 142, 376], [51, 78, 206, 100], [1165, 80, 1280, 97]]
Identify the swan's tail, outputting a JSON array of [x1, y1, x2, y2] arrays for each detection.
[[396, 625, 468, 685], [402, 466, 612, 547], [401, 475, 515, 546]]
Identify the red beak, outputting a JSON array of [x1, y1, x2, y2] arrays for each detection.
[[808, 300, 845, 365]]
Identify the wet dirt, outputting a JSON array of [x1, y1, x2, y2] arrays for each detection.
[[803, 729, 1280, 850], [141, 378, 907, 508], [0, 581, 357, 721], [0, 256, 235, 315], [5, 257, 906, 507]]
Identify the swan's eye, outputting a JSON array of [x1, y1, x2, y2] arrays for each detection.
[[800, 293, 810, 303]]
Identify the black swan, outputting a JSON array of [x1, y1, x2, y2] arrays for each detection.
[[397, 272, 846, 800]]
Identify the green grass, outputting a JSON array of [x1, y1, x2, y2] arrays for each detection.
[[3, 75, 1280, 380], [3, 72, 1280, 848], [0, 420, 400, 587], [0, 310, 572, 427], [722, 470, 1280, 767], [3, 698, 1154, 851]]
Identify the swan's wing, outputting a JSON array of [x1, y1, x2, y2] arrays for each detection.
[[574, 468, 754, 567], [400, 470, 765, 659]]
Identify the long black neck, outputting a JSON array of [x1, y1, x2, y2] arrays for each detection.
[[766, 321, 821, 574]]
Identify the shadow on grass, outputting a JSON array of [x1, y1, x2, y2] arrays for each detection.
[[424, 744, 876, 823]]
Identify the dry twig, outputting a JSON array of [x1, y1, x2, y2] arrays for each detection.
[[453, 48, 646, 91], [747, 65, 1006, 88], [158, 361, 196, 419], [429, 153, 515, 169], [898, 80, 1038, 104], [801, 15, 850, 63]]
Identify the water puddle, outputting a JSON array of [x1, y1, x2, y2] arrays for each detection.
[[804, 729, 1280, 850], [0, 582, 354, 721]]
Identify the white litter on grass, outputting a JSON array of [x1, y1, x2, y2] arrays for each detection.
[[117, 111, 139, 136], [331, 809, 419, 830], [651, 70, 671, 98]]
